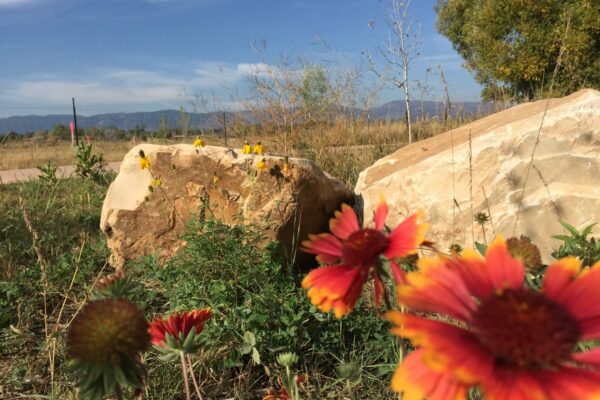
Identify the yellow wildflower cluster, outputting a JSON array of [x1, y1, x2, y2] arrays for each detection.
[[139, 150, 150, 170], [253, 141, 263, 155], [194, 136, 206, 149], [242, 141, 252, 154]]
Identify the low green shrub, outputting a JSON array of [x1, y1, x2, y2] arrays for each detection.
[[128, 216, 397, 399]]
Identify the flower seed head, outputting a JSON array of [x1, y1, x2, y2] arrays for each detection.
[[67, 299, 149, 365]]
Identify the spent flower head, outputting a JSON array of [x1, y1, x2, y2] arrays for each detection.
[[507, 235, 542, 271], [474, 211, 490, 225], [67, 299, 149, 398]]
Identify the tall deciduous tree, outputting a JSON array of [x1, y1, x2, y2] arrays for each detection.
[[436, 0, 600, 101], [367, 0, 421, 144]]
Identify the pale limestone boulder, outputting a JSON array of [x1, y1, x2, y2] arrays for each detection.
[[355, 89, 600, 262], [101, 144, 351, 268]]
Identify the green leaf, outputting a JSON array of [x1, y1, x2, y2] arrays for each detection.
[[243, 331, 256, 346], [252, 347, 261, 365], [559, 221, 580, 237], [582, 223, 597, 237], [240, 343, 253, 355], [475, 242, 487, 256]]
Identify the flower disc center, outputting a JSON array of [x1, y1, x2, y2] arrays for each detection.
[[342, 228, 389, 267], [472, 289, 580, 368]]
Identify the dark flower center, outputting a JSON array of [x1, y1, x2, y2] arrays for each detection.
[[472, 289, 580, 369], [341, 228, 389, 267]]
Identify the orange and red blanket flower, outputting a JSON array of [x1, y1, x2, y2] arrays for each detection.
[[149, 308, 212, 348], [388, 236, 600, 400], [301, 199, 428, 318]]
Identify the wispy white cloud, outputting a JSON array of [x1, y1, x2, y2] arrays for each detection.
[[0, 62, 284, 114], [0, 0, 41, 7]]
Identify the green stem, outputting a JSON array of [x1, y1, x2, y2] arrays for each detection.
[[180, 351, 191, 400], [115, 384, 124, 400], [187, 354, 203, 400]]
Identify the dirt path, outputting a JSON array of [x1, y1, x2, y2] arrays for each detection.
[[0, 161, 121, 184]]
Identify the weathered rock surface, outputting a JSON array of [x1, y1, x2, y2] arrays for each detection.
[[355, 89, 600, 262], [101, 144, 351, 268]]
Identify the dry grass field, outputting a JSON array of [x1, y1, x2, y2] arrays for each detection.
[[0, 116, 476, 186]]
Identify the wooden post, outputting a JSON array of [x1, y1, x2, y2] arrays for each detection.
[[72, 98, 80, 146]]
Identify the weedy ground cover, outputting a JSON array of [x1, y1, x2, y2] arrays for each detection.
[[0, 175, 399, 399]]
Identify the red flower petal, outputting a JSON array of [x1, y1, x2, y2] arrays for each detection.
[[446, 249, 495, 299], [548, 261, 600, 340], [391, 349, 469, 400], [481, 366, 600, 400], [373, 197, 388, 231], [389, 260, 406, 284], [301, 233, 343, 264], [302, 265, 368, 318], [398, 257, 476, 321], [328, 204, 360, 240], [384, 211, 428, 259], [543, 257, 580, 299], [573, 348, 600, 369], [484, 236, 524, 292], [387, 312, 494, 384]]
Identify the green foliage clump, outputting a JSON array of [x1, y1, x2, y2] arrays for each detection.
[[552, 221, 600, 267], [37, 161, 58, 184], [73, 143, 106, 181], [129, 216, 397, 399], [436, 0, 600, 101]]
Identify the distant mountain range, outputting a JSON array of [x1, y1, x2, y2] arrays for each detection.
[[0, 100, 488, 134]]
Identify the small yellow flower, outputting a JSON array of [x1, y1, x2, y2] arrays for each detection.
[[213, 173, 219, 185], [253, 141, 263, 155], [139, 156, 150, 170], [242, 141, 252, 154], [194, 136, 206, 148], [256, 158, 267, 171], [151, 177, 161, 187]]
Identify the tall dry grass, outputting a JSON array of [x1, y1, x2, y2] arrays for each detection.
[[0, 114, 480, 187]]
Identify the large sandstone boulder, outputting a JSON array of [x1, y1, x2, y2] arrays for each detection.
[[355, 89, 600, 262], [101, 144, 351, 268]]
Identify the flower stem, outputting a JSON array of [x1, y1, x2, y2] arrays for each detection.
[[180, 351, 191, 400], [187, 354, 203, 400], [115, 384, 124, 400]]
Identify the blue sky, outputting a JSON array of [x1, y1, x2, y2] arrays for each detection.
[[0, 0, 481, 117]]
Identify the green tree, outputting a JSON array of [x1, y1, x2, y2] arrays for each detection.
[[177, 106, 191, 138], [436, 0, 600, 101], [50, 124, 70, 141], [300, 65, 330, 122], [158, 115, 170, 139]]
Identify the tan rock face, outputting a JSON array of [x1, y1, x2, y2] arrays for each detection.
[[101, 144, 351, 268], [355, 89, 600, 262]]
